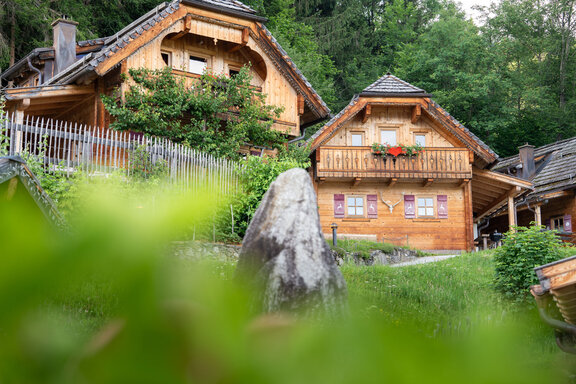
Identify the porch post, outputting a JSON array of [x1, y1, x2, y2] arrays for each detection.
[[535, 204, 542, 226], [508, 194, 516, 232]]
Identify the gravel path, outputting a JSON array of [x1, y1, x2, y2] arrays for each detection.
[[391, 254, 459, 267]]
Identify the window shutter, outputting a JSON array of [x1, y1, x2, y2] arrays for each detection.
[[404, 195, 415, 219], [437, 195, 448, 219], [367, 194, 378, 218], [564, 214, 572, 233], [334, 194, 345, 218]]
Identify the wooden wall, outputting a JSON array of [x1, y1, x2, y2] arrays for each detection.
[[324, 106, 455, 148], [317, 181, 470, 251], [120, 8, 301, 136]]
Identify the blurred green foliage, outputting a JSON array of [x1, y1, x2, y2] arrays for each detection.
[[1, 177, 575, 382]]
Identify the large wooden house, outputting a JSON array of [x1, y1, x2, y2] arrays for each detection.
[[0, 0, 329, 140], [486, 139, 576, 243], [308, 74, 532, 252]]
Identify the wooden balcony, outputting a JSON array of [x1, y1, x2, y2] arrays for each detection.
[[316, 146, 472, 180]]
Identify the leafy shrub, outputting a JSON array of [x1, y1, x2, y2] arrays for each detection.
[[232, 152, 310, 238], [493, 224, 570, 303]]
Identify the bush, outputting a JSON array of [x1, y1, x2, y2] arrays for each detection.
[[493, 224, 570, 303], [232, 153, 310, 238]]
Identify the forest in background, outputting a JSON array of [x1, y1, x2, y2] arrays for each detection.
[[1, 0, 576, 157]]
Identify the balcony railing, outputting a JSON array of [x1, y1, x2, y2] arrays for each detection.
[[316, 146, 472, 180]]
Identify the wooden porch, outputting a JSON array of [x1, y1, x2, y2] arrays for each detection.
[[315, 146, 472, 180]]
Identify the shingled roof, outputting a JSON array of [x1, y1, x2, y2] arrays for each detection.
[[360, 73, 431, 97], [493, 138, 576, 197]]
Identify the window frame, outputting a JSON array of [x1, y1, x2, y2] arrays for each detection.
[[188, 53, 210, 75], [416, 196, 435, 218], [380, 128, 398, 146], [346, 195, 366, 218], [551, 216, 565, 231], [414, 133, 427, 147], [160, 50, 172, 67], [350, 131, 365, 147]]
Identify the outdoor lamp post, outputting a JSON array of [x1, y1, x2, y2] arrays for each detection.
[[330, 222, 338, 247]]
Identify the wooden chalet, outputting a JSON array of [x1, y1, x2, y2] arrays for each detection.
[[308, 74, 532, 252], [486, 139, 576, 243], [0, 0, 330, 143]]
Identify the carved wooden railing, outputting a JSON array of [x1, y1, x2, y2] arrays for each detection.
[[316, 146, 472, 179]]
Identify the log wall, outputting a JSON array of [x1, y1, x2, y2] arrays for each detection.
[[317, 181, 470, 251]]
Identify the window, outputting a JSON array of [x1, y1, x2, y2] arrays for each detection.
[[229, 68, 240, 77], [415, 133, 426, 147], [417, 197, 434, 217], [189, 55, 208, 74], [552, 216, 565, 230], [347, 196, 364, 217], [161, 51, 172, 67], [381, 130, 397, 145], [351, 132, 364, 146]]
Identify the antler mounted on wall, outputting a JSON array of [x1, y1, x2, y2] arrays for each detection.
[[380, 192, 401, 213]]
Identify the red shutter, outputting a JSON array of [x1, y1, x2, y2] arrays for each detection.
[[367, 194, 378, 218], [437, 195, 448, 219], [564, 214, 572, 233], [334, 194, 345, 218], [404, 195, 415, 219]]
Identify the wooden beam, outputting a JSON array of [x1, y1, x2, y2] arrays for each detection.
[[459, 178, 470, 188], [388, 178, 397, 187], [535, 204, 542, 226], [297, 94, 305, 116], [318, 177, 326, 185], [362, 104, 371, 124], [464, 177, 474, 252], [508, 194, 516, 232], [5, 85, 94, 100], [473, 168, 533, 189], [411, 104, 421, 124], [423, 178, 434, 187], [168, 14, 192, 40], [228, 28, 250, 52], [352, 177, 362, 187], [54, 95, 95, 120], [476, 186, 521, 220], [539, 190, 572, 200]]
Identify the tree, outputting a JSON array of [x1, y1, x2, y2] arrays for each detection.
[[102, 66, 285, 160]]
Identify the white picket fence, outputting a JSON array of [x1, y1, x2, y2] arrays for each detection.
[[0, 114, 240, 195]]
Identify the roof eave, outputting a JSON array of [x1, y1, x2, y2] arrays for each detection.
[[359, 92, 433, 98], [181, 0, 268, 22]]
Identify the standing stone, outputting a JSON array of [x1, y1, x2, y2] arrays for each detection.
[[236, 168, 347, 316]]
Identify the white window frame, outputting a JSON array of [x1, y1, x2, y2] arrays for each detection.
[[351, 132, 364, 147], [380, 129, 397, 146], [160, 50, 172, 67], [188, 53, 210, 75], [417, 197, 435, 217], [346, 195, 365, 217], [414, 133, 427, 147]]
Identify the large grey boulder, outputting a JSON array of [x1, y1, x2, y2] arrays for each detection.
[[236, 168, 347, 316]]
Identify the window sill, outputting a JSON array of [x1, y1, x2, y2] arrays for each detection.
[[412, 218, 441, 222], [343, 218, 371, 222]]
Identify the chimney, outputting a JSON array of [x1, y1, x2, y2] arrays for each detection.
[[52, 19, 78, 75], [518, 144, 536, 179]]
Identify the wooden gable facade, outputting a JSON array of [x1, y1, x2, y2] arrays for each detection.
[[1, 0, 330, 140], [309, 74, 532, 252]]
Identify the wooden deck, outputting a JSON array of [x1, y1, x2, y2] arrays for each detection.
[[315, 146, 472, 180]]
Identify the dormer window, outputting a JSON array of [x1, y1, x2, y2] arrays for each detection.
[[189, 55, 208, 74]]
